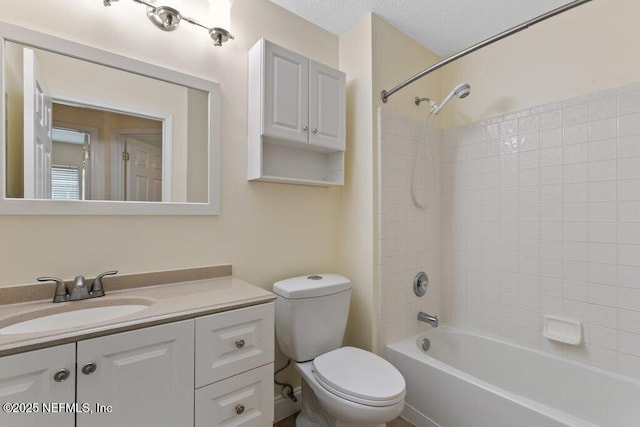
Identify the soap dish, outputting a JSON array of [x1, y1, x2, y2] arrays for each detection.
[[543, 315, 582, 345]]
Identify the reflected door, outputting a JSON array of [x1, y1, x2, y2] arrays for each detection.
[[23, 48, 53, 199], [125, 137, 162, 202]]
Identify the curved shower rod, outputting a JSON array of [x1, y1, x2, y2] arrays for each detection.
[[381, 0, 593, 103]]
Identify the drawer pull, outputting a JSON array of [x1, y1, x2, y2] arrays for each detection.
[[53, 368, 70, 382], [235, 338, 245, 349], [82, 362, 97, 375], [235, 404, 245, 415]]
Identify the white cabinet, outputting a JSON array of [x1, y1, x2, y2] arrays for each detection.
[[308, 60, 346, 152], [195, 364, 273, 427], [0, 302, 274, 427], [195, 303, 274, 387], [76, 320, 194, 427], [195, 303, 274, 427], [249, 39, 346, 186], [0, 322, 193, 427], [0, 344, 75, 427], [262, 42, 309, 145]]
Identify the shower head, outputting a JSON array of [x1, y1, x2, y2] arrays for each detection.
[[432, 83, 471, 114], [455, 83, 471, 99]]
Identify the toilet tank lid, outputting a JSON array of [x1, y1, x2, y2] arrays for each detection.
[[273, 274, 351, 299]]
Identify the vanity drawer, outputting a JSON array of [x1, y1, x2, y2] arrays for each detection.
[[195, 302, 274, 387], [195, 363, 273, 427]]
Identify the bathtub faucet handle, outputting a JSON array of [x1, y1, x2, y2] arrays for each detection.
[[418, 311, 438, 328]]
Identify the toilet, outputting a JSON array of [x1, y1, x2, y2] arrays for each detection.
[[274, 274, 406, 427]]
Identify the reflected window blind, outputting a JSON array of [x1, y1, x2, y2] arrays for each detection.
[[51, 165, 80, 200]]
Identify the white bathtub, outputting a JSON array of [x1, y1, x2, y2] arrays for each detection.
[[386, 327, 640, 427]]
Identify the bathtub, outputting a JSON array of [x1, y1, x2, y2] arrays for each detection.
[[386, 327, 640, 427]]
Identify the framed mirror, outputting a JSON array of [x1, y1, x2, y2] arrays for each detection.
[[0, 22, 220, 215]]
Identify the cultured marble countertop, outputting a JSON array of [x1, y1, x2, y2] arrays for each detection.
[[0, 276, 275, 357]]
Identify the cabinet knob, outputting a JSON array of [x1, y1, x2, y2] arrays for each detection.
[[303, 125, 308, 132], [82, 362, 97, 375], [53, 368, 70, 382], [235, 338, 245, 349], [235, 404, 245, 415], [312, 128, 318, 134]]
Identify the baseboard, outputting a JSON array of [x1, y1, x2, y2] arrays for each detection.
[[401, 402, 441, 427], [274, 386, 302, 422]]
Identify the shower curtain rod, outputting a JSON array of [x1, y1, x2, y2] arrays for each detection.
[[381, 0, 593, 103]]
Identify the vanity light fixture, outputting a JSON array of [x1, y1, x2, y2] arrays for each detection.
[[102, 0, 233, 46]]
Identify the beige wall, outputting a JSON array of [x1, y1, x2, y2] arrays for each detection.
[[0, 0, 341, 295], [441, 0, 640, 128], [187, 88, 209, 203], [336, 13, 444, 352], [372, 15, 442, 123], [5, 40, 23, 198], [338, 15, 374, 351]]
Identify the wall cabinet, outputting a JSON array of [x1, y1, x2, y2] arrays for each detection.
[[249, 39, 346, 186], [0, 303, 274, 427]]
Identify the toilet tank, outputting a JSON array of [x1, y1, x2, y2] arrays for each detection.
[[273, 274, 351, 362]]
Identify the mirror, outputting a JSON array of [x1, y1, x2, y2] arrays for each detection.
[[0, 22, 220, 215]]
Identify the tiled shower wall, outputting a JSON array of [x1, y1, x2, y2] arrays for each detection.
[[377, 108, 442, 351], [441, 82, 640, 379]]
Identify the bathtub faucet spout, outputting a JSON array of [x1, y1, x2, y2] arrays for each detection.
[[418, 311, 438, 327]]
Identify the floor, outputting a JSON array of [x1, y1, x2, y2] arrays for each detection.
[[274, 413, 416, 426]]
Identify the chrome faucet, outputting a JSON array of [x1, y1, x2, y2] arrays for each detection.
[[38, 271, 118, 303], [418, 311, 438, 328]]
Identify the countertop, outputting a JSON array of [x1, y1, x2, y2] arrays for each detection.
[[0, 276, 275, 357]]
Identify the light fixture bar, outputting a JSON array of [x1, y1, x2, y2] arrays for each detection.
[[103, 0, 234, 46]]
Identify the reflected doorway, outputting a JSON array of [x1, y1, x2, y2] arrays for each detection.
[[51, 127, 93, 200], [51, 104, 164, 202]]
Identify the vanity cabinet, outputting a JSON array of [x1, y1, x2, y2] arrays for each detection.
[[0, 321, 193, 427], [248, 39, 346, 186], [0, 302, 274, 427]]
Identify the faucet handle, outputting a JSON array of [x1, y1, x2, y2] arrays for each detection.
[[38, 277, 69, 303], [91, 270, 118, 297]]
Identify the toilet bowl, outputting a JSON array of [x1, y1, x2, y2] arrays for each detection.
[[294, 347, 405, 427]]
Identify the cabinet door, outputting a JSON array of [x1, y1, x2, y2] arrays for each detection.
[[263, 41, 309, 144], [0, 344, 75, 427], [76, 320, 194, 427], [308, 60, 346, 151], [195, 363, 273, 427]]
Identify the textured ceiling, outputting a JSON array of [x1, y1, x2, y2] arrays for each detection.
[[269, 0, 573, 56]]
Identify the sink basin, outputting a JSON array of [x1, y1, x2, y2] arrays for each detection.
[[0, 300, 153, 335]]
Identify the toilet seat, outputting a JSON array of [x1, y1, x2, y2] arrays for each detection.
[[311, 347, 406, 407]]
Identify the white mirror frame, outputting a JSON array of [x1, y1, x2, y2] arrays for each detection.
[[0, 21, 220, 215]]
